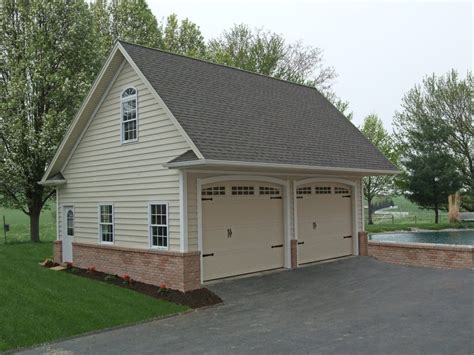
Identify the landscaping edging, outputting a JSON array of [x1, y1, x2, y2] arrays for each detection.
[[368, 240, 474, 270]]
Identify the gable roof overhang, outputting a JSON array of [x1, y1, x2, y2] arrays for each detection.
[[163, 158, 400, 176], [40, 42, 203, 185]]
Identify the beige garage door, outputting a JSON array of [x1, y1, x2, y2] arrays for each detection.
[[296, 183, 353, 264], [202, 182, 285, 281]]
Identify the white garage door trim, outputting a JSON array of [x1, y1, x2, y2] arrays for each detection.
[[294, 177, 360, 264], [197, 175, 291, 283]]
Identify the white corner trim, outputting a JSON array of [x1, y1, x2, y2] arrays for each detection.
[[41, 44, 123, 183], [117, 43, 204, 161], [179, 171, 188, 252]]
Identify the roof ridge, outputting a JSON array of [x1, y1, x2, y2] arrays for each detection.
[[118, 40, 322, 92]]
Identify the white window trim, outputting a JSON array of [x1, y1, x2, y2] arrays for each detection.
[[148, 202, 169, 250], [120, 87, 139, 144], [98, 203, 114, 245], [66, 208, 75, 237], [61, 204, 74, 240]]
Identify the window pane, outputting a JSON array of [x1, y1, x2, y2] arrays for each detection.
[[122, 88, 136, 98], [67, 210, 74, 236], [101, 224, 113, 242], [123, 120, 137, 141], [122, 100, 136, 122]]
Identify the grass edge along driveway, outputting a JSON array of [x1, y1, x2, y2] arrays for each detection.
[[0, 242, 188, 352]]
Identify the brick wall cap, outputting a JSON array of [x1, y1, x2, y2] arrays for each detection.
[[53, 240, 62, 245], [72, 242, 201, 257], [368, 240, 473, 252]]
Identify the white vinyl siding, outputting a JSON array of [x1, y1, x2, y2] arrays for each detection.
[[58, 62, 190, 251]]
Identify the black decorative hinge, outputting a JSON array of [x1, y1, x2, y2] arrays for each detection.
[[342, 195, 351, 198], [297, 241, 305, 245], [201, 197, 213, 201], [271, 244, 283, 248], [202, 253, 214, 257], [296, 196, 303, 199], [343, 235, 352, 239], [270, 196, 282, 199]]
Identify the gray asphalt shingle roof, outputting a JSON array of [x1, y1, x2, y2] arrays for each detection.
[[121, 41, 397, 172]]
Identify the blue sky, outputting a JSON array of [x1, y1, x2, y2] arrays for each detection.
[[149, 0, 472, 129]]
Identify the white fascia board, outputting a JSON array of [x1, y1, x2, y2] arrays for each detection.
[[163, 159, 400, 176], [38, 179, 67, 186]]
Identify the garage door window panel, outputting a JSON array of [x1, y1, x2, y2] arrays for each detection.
[[315, 186, 331, 194], [231, 186, 254, 195], [259, 186, 281, 195], [202, 186, 226, 196]]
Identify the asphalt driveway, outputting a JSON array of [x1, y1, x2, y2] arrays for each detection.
[[21, 257, 473, 354]]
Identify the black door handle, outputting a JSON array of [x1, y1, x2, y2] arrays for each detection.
[[227, 228, 233, 238]]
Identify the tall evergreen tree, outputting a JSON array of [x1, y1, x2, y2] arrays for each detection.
[[0, 0, 98, 241], [401, 151, 463, 223]]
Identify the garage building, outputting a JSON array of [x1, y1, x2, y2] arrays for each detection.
[[41, 41, 398, 291]]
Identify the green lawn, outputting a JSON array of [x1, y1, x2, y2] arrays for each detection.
[[0, 239, 188, 352], [366, 195, 450, 225], [0, 204, 55, 244]]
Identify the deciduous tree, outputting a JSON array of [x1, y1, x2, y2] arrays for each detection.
[[162, 14, 206, 58], [394, 70, 473, 211], [0, 0, 98, 241], [359, 114, 398, 224]]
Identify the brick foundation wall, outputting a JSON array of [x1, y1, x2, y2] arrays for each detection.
[[72, 242, 201, 292], [53, 240, 62, 264], [290, 240, 297, 268], [368, 241, 473, 270]]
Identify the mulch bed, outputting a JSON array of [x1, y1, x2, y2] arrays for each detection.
[[62, 266, 223, 309]]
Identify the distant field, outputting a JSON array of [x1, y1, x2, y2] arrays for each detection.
[[366, 195, 449, 225], [0, 203, 55, 243]]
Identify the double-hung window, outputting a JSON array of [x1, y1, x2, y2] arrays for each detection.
[[121, 87, 138, 143], [99, 204, 114, 243], [149, 203, 168, 248]]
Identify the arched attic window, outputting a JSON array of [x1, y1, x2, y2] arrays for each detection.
[[121, 87, 138, 143]]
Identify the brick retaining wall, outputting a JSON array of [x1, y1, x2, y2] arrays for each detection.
[[368, 241, 473, 270], [71, 242, 201, 292]]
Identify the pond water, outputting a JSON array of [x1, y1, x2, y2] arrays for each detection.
[[369, 230, 474, 246]]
